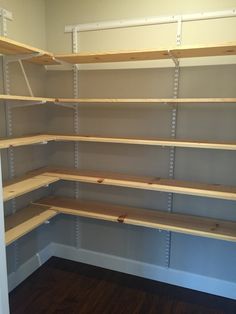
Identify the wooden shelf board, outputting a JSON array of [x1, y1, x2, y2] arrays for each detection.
[[0, 36, 58, 65], [57, 98, 236, 104], [5, 204, 57, 246], [39, 168, 236, 201], [1, 37, 236, 65], [55, 42, 236, 64], [35, 196, 236, 242], [0, 94, 55, 102], [1, 133, 236, 150], [5, 167, 236, 203], [1, 95, 236, 104], [0, 134, 54, 149], [53, 134, 236, 150], [3, 174, 59, 202]]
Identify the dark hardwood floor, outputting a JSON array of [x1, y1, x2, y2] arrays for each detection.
[[9, 257, 236, 314]]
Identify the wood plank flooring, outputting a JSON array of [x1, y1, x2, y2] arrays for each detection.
[[9, 257, 236, 314]]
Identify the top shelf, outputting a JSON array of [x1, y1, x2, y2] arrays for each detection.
[[0, 36, 59, 65], [1, 36, 236, 65], [55, 42, 236, 64]]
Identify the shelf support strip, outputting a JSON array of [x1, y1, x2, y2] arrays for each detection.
[[165, 16, 182, 269]]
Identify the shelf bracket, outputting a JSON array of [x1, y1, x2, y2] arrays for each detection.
[[0, 8, 13, 21], [5, 53, 44, 98], [168, 50, 179, 67], [8, 100, 46, 109], [5, 52, 44, 63], [53, 101, 76, 110], [18, 60, 34, 97]]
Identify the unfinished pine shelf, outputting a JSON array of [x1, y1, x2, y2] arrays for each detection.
[[1, 94, 236, 106], [0, 36, 58, 65], [5, 205, 57, 246], [0, 134, 54, 149], [32, 168, 236, 201], [1, 134, 236, 150], [57, 97, 236, 104], [55, 42, 236, 64], [35, 196, 236, 242], [53, 134, 236, 150], [4, 169, 236, 203], [3, 174, 59, 202], [0, 94, 56, 102]]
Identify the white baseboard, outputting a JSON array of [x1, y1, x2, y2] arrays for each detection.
[[8, 242, 236, 300], [8, 243, 53, 292], [52, 243, 236, 300]]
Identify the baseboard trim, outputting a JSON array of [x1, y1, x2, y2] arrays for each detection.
[[8, 243, 53, 292], [8, 242, 236, 300], [52, 243, 236, 300]]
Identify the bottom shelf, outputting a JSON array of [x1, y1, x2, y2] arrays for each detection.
[[6, 196, 236, 246], [5, 205, 57, 246], [35, 196, 236, 242]]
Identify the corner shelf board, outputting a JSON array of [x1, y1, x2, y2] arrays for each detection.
[[55, 42, 236, 64], [4, 169, 236, 204], [35, 196, 236, 243], [3, 174, 59, 202], [1, 94, 236, 105], [0, 134, 236, 151], [0, 134, 54, 149], [27, 168, 236, 201], [0, 36, 59, 65], [5, 205, 57, 246]]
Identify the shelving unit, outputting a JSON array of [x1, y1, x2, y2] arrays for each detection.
[[0, 36, 235, 246], [0, 26, 236, 306], [0, 36, 235, 237], [34, 196, 236, 242]]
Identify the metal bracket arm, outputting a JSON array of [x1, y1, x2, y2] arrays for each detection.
[[54, 101, 76, 110], [0, 8, 13, 21], [168, 50, 179, 67], [8, 100, 46, 109], [5, 51, 44, 63]]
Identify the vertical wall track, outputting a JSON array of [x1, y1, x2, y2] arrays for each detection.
[[165, 18, 182, 268], [72, 29, 81, 248]]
